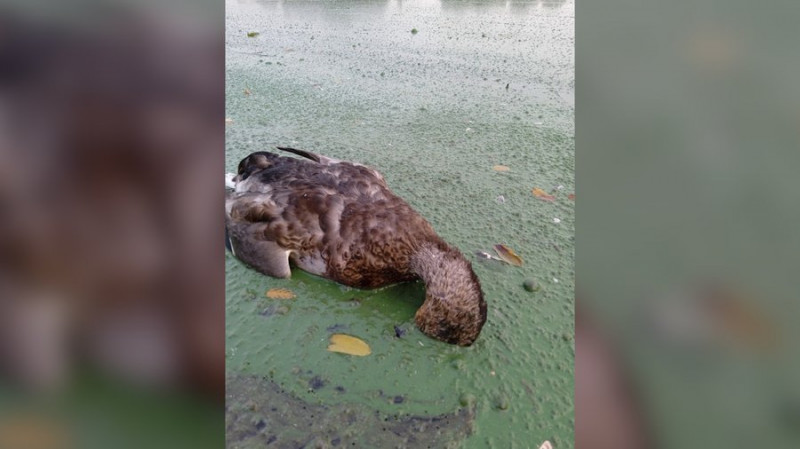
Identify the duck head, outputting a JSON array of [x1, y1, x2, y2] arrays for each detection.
[[411, 244, 488, 346], [234, 152, 276, 182]]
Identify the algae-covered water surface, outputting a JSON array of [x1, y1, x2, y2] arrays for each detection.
[[225, 0, 574, 447]]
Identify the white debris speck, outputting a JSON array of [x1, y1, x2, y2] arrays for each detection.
[[553, 278, 559, 283], [556, 185, 564, 190], [539, 441, 553, 449], [496, 195, 505, 204], [553, 217, 561, 224]]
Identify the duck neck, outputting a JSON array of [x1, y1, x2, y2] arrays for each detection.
[[409, 242, 487, 346], [410, 243, 479, 305]]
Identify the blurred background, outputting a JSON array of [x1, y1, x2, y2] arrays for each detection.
[[577, 0, 800, 448], [0, 1, 223, 449]]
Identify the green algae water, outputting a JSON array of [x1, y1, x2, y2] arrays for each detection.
[[225, 0, 574, 447]]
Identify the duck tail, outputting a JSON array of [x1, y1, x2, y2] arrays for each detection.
[[275, 146, 321, 163], [276, 146, 343, 165]]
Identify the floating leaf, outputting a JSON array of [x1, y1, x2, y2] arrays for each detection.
[[266, 288, 296, 300], [243, 88, 251, 96], [327, 334, 371, 356], [246, 31, 260, 38], [532, 187, 556, 202], [493, 244, 523, 267], [568, 193, 575, 200], [493, 165, 511, 172]]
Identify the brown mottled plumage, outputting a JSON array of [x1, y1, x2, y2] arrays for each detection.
[[225, 148, 487, 346]]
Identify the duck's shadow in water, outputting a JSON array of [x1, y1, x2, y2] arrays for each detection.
[[289, 269, 428, 330]]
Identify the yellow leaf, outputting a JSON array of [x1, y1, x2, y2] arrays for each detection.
[[532, 188, 556, 202], [266, 288, 296, 300], [327, 334, 371, 356], [493, 165, 510, 172], [493, 244, 523, 267]]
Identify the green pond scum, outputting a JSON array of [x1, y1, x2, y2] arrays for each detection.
[[226, 0, 574, 447]]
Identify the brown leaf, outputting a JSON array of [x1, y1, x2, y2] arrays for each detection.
[[532, 188, 556, 202], [493, 244, 523, 267], [266, 288, 296, 300], [493, 165, 511, 172], [568, 193, 575, 200]]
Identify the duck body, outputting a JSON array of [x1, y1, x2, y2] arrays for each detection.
[[226, 148, 487, 345]]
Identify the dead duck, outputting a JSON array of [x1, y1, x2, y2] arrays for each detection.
[[225, 147, 487, 346]]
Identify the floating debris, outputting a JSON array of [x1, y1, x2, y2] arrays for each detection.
[[493, 244, 523, 267], [411, 28, 418, 35], [243, 88, 251, 96], [523, 279, 539, 292], [225, 117, 233, 124], [259, 303, 289, 317], [539, 441, 553, 449], [243, 288, 257, 301], [532, 188, 556, 202], [327, 334, 371, 356], [394, 325, 406, 338], [553, 218, 561, 224], [568, 193, 575, 200], [246, 31, 260, 38], [495, 396, 509, 410], [266, 288, 296, 300], [326, 323, 348, 333], [308, 375, 326, 391], [259, 304, 277, 317], [476, 251, 502, 262], [495, 195, 506, 204], [493, 165, 511, 172]]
